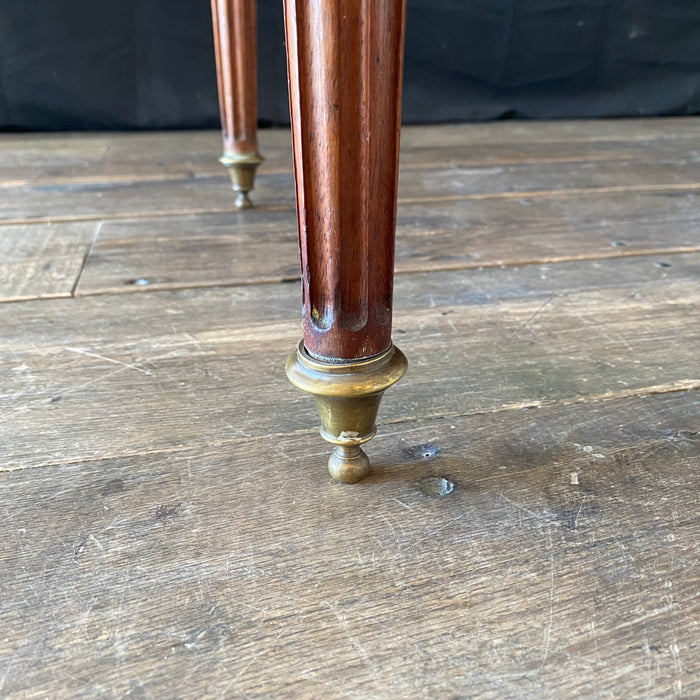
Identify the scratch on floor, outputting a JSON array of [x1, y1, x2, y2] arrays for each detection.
[[537, 533, 556, 674], [511, 294, 559, 341], [378, 513, 400, 543], [322, 601, 380, 682], [573, 309, 634, 353], [670, 640, 683, 698], [404, 512, 467, 550], [64, 347, 153, 375], [499, 493, 556, 525]]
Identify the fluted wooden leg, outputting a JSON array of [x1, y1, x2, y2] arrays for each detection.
[[211, 0, 263, 209], [283, 0, 408, 482]]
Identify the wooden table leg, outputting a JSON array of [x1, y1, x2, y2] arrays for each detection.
[[211, 0, 263, 209], [283, 0, 408, 483]]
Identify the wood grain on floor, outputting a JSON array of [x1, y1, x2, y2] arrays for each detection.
[[0, 119, 698, 699]]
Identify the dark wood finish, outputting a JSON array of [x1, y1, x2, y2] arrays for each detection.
[[210, 0, 259, 158], [283, 0, 407, 361]]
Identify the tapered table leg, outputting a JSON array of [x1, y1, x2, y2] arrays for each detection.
[[211, 0, 263, 209], [283, 0, 408, 483]]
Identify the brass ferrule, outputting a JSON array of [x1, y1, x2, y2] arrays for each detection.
[[219, 151, 264, 209], [285, 342, 408, 483]]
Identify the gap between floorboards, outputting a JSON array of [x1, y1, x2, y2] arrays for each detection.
[[0, 245, 694, 306]]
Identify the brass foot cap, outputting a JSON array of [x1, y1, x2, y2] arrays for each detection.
[[286, 342, 408, 483], [328, 445, 370, 484], [219, 152, 263, 209]]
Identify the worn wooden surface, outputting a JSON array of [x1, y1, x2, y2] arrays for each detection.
[[73, 189, 700, 296], [1, 119, 699, 698], [1, 392, 698, 698], [3, 254, 700, 471], [3, 117, 700, 185], [0, 222, 97, 301], [7, 157, 700, 227]]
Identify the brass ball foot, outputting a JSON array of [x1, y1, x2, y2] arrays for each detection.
[[234, 191, 253, 210], [328, 445, 371, 484]]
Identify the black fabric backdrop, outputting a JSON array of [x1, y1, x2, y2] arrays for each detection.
[[1, 0, 700, 131]]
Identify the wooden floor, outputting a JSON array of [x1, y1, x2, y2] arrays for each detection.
[[1, 119, 699, 698]]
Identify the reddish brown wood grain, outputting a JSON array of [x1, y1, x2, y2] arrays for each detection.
[[211, 0, 259, 156], [283, 0, 407, 361]]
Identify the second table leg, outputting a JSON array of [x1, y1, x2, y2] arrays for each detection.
[[211, 0, 263, 209]]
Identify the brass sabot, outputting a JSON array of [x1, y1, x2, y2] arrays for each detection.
[[219, 151, 264, 209], [286, 342, 408, 483]]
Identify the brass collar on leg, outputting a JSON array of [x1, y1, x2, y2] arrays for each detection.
[[285, 342, 408, 483]]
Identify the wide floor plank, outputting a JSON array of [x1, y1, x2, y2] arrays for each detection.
[[73, 188, 700, 296], [6, 157, 700, 226], [2, 254, 698, 471], [1, 391, 697, 698], [2, 117, 700, 185]]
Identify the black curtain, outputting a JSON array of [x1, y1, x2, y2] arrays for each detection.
[[1, 0, 699, 130]]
